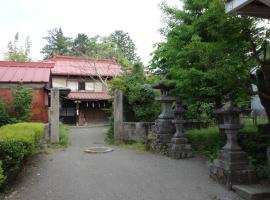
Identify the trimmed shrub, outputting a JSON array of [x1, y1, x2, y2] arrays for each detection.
[[0, 122, 44, 190]]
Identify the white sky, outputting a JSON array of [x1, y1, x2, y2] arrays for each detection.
[[0, 0, 181, 65]]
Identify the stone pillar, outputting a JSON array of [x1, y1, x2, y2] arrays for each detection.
[[113, 89, 123, 141], [50, 88, 60, 143], [169, 100, 193, 159], [209, 100, 256, 189]]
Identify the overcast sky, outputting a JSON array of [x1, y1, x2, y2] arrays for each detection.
[[0, 0, 181, 64]]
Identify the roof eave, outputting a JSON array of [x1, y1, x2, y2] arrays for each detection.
[[225, 0, 270, 19]]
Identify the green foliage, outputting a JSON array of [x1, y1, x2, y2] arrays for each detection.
[[12, 86, 32, 122], [59, 123, 69, 147], [0, 100, 10, 127], [186, 127, 224, 161], [110, 30, 140, 64], [150, 0, 260, 121], [41, 27, 72, 59], [0, 123, 44, 190], [110, 63, 160, 122], [185, 102, 214, 123], [5, 32, 31, 61], [105, 118, 114, 144], [42, 28, 140, 68], [187, 120, 270, 178]]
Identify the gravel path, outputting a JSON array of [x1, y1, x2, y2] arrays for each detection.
[[3, 127, 243, 200]]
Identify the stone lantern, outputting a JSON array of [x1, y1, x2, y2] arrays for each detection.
[[169, 99, 193, 159], [152, 83, 176, 145], [210, 99, 256, 189]]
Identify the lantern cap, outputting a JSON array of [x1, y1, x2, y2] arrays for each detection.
[[152, 82, 175, 91], [214, 100, 241, 114]]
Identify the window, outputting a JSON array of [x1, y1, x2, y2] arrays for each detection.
[[78, 82, 85, 91], [67, 81, 78, 91], [85, 82, 94, 91], [94, 82, 103, 92]]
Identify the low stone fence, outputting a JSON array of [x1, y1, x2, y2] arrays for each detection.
[[121, 122, 154, 142]]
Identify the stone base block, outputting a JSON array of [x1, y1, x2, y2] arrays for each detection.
[[171, 137, 188, 144], [148, 140, 169, 155], [209, 161, 257, 189], [156, 134, 173, 143], [169, 142, 193, 159]]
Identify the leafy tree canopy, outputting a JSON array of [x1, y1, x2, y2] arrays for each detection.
[[110, 63, 160, 122], [41, 28, 140, 68], [149, 0, 267, 121]]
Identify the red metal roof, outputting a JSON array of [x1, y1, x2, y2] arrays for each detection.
[[45, 55, 122, 77], [67, 91, 110, 101], [0, 61, 53, 83]]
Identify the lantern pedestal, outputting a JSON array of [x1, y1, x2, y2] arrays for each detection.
[[209, 100, 257, 189], [169, 100, 193, 159], [150, 83, 176, 153]]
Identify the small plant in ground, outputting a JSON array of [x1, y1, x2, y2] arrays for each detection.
[[105, 118, 114, 144]]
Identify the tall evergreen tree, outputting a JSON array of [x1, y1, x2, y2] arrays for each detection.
[[5, 33, 31, 61], [41, 27, 72, 59], [110, 30, 140, 63]]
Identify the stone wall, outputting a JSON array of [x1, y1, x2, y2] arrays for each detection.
[[121, 122, 154, 142]]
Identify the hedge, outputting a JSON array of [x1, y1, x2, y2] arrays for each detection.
[[0, 122, 44, 190]]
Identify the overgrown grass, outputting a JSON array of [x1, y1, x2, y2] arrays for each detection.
[[59, 123, 69, 147]]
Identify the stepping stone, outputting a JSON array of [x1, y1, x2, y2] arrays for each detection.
[[232, 184, 270, 200]]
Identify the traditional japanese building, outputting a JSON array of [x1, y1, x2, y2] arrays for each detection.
[[45, 55, 122, 126], [0, 61, 53, 123], [225, 0, 270, 19]]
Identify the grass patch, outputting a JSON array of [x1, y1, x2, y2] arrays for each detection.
[[48, 123, 70, 149], [115, 142, 146, 151], [59, 123, 69, 147]]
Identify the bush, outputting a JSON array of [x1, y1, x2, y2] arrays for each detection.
[[0, 100, 10, 127], [186, 120, 270, 178], [0, 122, 44, 190], [12, 87, 32, 121]]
